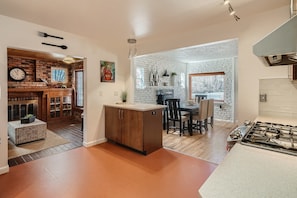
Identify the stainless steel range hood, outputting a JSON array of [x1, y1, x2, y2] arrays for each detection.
[[253, 1, 297, 66]]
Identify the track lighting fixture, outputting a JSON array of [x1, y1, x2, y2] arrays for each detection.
[[223, 0, 230, 5], [223, 0, 240, 21]]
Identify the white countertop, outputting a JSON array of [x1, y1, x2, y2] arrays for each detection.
[[104, 103, 166, 111], [199, 143, 297, 198]]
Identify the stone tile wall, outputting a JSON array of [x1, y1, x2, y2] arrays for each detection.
[[134, 54, 187, 104], [187, 58, 235, 122], [134, 55, 236, 122]]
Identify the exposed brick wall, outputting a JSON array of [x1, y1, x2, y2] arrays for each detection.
[[7, 56, 83, 88]]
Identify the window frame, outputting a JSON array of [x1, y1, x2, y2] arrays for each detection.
[[51, 67, 68, 83], [188, 71, 225, 102], [74, 69, 84, 108]]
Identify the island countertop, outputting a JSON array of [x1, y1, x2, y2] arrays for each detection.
[[104, 103, 166, 111], [199, 143, 297, 198]]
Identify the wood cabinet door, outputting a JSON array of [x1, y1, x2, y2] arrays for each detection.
[[121, 109, 143, 151], [105, 106, 122, 142], [47, 89, 73, 121], [143, 109, 163, 154]]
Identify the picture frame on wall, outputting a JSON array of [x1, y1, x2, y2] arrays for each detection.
[[100, 60, 115, 82]]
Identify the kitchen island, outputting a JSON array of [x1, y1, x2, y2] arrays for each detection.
[[104, 103, 166, 154]]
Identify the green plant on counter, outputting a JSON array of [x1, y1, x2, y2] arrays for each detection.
[[171, 72, 177, 76], [121, 91, 127, 102]]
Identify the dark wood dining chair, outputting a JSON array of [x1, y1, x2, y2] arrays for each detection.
[[165, 99, 189, 136], [192, 99, 208, 133], [195, 94, 207, 103]]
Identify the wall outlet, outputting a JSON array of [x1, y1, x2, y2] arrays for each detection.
[[259, 94, 267, 102]]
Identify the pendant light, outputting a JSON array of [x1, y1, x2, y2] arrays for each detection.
[[128, 38, 137, 59]]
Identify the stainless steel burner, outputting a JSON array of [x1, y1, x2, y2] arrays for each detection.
[[241, 121, 297, 156]]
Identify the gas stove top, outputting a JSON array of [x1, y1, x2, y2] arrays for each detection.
[[241, 121, 297, 156]]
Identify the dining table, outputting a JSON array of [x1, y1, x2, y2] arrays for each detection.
[[179, 103, 199, 136]]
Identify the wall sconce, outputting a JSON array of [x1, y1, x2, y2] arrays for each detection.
[[128, 38, 137, 59], [223, 0, 240, 21]]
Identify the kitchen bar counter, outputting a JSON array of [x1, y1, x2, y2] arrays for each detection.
[[104, 103, 165, 154], [104, 103, 166, 111], [199, 143, 297, 198]]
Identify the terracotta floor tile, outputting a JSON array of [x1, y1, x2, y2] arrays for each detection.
[[0, 142, 217, 198]]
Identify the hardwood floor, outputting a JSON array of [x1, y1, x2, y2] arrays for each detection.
[[0, 142, 217, 198], [163, 120, 237, 164], [8, 120, 83, 167]]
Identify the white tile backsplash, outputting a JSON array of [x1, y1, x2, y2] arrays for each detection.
[[259, 78, 297, 119]]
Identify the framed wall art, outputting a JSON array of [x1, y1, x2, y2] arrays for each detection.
[[100, 60, 115, 82]]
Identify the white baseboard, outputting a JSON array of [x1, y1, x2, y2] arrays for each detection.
[[0, 164, 9, 175], [83, 138, 107, 147]]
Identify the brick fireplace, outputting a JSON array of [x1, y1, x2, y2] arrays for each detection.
[[8, 89, 46, 121], [8, 98, 38, 121]]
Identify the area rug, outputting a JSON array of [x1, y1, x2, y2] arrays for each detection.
[[8, 130, 69, 159]]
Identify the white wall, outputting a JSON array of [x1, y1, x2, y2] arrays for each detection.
[[135, 5, 291, 125], [0, 15, 127, 174]]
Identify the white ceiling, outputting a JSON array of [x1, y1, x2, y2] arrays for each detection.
[[0, 0, 289, 62], [148, 39, 238, 63]]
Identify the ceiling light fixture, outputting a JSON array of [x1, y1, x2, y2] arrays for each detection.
[[62, 55, 75, 64], [128, 38, 137, 59], [223, 0, 240, 21], [228, 6, 235, 15]]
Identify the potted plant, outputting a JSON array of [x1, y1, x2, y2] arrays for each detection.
[[171, 72, 177, 86], [171, 72, 177, 76], [121, 91, 127, 103], [21, 114, 36, 124]]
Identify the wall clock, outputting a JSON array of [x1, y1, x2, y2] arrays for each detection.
[[9, 67, 26, 81]]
